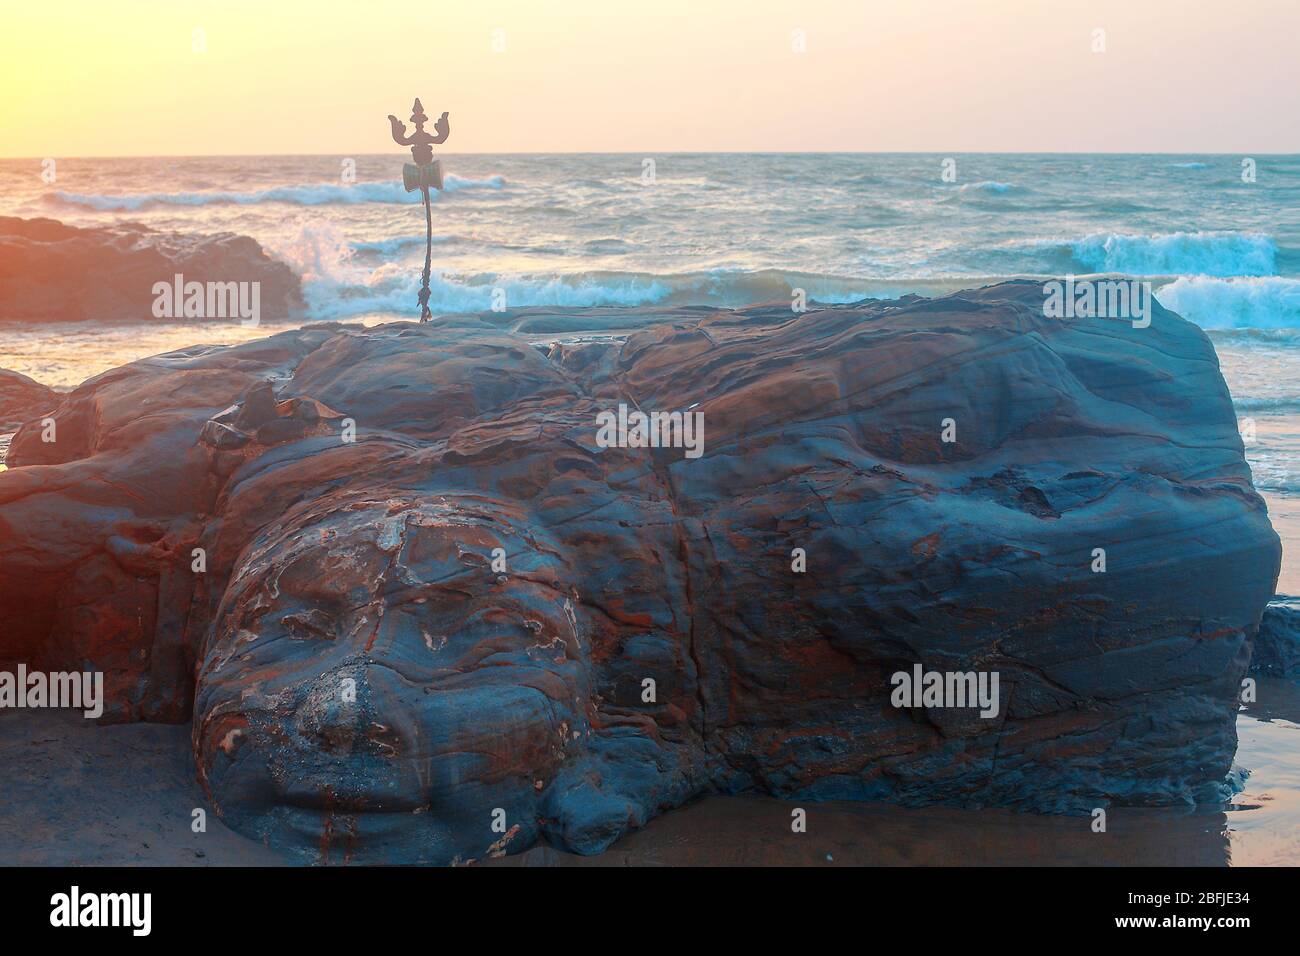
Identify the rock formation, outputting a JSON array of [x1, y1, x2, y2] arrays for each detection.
[[0, 369, 56, 431], [1253, 599, 1300, 679], [0, 281, 1281, 863], [0, 217, 304, 322]]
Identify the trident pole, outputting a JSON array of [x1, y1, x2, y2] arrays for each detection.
[[419, 183, 433, 320], [387, 98, 450, 322]]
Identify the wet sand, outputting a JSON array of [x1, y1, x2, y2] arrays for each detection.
[[494, 682, 1300, 866], [2, 680, 1296, 867]]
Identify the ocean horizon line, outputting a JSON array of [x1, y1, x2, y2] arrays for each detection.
[[5, 149, 1300, 161]]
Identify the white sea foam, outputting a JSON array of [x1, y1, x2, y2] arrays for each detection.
[[267, 222, 673, 318], [1073, 231, 1277, 277], [269, 225, 1037, 320], [350, 235, 457, 254], [956, 180, 1020, 193], [50, 175, 506, 211]]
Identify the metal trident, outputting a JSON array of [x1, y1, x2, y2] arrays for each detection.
[[387, 99, 450, 321]]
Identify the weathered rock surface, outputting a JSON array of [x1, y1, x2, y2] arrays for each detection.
[[0, 282, 1281, 863], [0, 216, 304, 322]]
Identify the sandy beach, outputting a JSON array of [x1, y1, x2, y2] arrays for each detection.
[[5, 676, 1297, 867]]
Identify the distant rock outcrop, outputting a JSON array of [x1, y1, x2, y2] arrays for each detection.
[[1253, 599, 1300, 679], [0, 369, 56, 431], [0, 217, 304, 322], [0, 282, 1281, 863]]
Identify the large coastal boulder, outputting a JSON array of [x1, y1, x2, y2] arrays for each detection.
[[0, 217, 304, 322], [0, 281, 1281, 863]]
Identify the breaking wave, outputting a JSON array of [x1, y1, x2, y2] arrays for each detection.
[[1155, 276, 1300, 330], [48, 175, 506, 211], [957, 180, 1021, 194], [1071, 231, 1277, 277], [267, 225, 1300, 329], [263, 225, 980, 319], [349, 234, 459, 255]]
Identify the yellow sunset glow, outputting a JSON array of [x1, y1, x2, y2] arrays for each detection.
[[1, 0, 1297, 156]]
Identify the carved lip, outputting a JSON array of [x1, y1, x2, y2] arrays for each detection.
[[276, 775, 430, 814], [278, 789, 430, 815]]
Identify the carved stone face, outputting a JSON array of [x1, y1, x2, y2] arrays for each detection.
[[193, 496, 593, 864]]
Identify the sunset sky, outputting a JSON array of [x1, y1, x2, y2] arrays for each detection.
[[2, 0, 1297, 156]]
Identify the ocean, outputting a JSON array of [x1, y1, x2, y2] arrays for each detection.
[[1, 152, 1297, 863], [3, 153, 1297, 582], [4, 153, 1300, 320]]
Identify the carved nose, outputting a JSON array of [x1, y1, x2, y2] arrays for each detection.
[[296, 685, 361, 754], [301, 664, 429, 763], [293, 669, 405, 756]]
